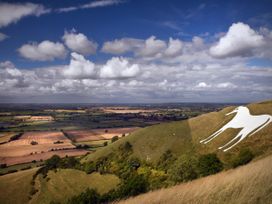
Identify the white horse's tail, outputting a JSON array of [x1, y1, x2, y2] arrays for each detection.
[[249, 116, 272, 137]]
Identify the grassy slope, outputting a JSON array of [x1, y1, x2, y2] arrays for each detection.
[[0, 168, 38, 204], [82, 100, 272, 164], [118, 153, 272, 204], [30, 170, 120, 204]]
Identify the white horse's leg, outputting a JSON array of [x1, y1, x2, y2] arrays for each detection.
[[223, 137, 244, 152], [249, 117, 271, 137], [218, 133, 241, 150], [223, 129, 252, 152], [200, 128, 225, 144]]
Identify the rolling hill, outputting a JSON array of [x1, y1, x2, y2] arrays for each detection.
[[82, 100, 272, 165]]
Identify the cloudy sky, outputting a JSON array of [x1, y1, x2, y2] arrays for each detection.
[[0, 0, 272, 103]]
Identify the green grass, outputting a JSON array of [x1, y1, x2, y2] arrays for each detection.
[[31, 169, 120, 204], [82, 100, 272, 165], [0, 168, 38, 204]]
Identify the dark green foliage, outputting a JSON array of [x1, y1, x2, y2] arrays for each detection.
[[67, 188, 100, 204], [197, 153, 223, 176], [103, 141, 108, 146], [231, 148, 254, 168], [168, 154, 198, 183], [9, 133, 23, 141], [157, 150, 176, 171], [117, 174, 149, 198], [45, 155, 61, 169], [111, 136, 119, 143]]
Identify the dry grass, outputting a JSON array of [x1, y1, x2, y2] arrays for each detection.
[[119, 154, 272, 204]]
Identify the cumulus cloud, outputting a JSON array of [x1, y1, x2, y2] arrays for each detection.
[[62, 30, 98, 55], [210, 22, 265, 58], [101, 38, 143, 54], [18, 41, 67, 61], [0, 2, 49, 28], [196, 82, 210, 88], [0, 33, 8, 42], [102, 36, 183, 59], [100, 57, 140, 78], [63, 52, 97, 78]]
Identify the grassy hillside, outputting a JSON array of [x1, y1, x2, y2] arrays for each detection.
[[0, 168, 37, 204], [31, 170, 120, 204], [118, 153, 272, 204], [0, 168, 120, 204], [82, 100, 272, 165]]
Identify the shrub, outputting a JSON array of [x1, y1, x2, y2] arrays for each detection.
[[45, 155, 61, 169], [30, 141, 38, 145], [103, 141, 108, 146], [231, 148, 254, 168], [67, 188, 100, 204], [84, 162, 96, 174], [157, 150, 176, 171], [168, 154, 198, 183], [197, 153, 223, 177], [111, 136, 119, 143], [0, 163, 7, 168]]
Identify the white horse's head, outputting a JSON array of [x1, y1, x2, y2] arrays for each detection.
[[226, 106, 248, 116]]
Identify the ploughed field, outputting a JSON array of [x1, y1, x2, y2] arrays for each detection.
[[0, 131, 87, 166], [65, 127, 140, 142]]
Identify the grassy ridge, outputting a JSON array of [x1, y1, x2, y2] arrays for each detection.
[[31, 169, 120, 204], [82, 100, 272, 165], [118, 153, 272, 204], [0, 168, 38, 204]]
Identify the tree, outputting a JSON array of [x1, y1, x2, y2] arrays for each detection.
[[111, 136, 119, 143], [231, 148, 254, 168], [45, 155, 61, 169], [197, 153, 223, 176], [168, 154, 198, 183]]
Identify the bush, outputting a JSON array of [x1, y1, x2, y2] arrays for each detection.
[[168, 154, 198, 183], [30, 141, 38, 145], [84, 162, 96, 174], [197, 153, 223, 177], [103, 141, 108, 146], [45, 155, 61, 169], [231, 148, 254, 168], [111, 136, 119, 143], [0, 163, 7, 168], [157, 150, 176, 171], [67, 188, 100, 204]]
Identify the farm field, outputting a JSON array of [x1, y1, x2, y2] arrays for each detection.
[[101, 107, 158, 114], [65, 127, 140, 142], [0, 132, 16, 144], [0, 131, 88, 166]]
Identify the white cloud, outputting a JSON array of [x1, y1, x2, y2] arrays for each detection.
[[18, 40, 67, 61], [63, 52, 96, 78], [210, 22, 265, 58], [136, 36, 167, 57], [101, 38, 143, 54], [216, 82, 236, 89], [0, 33, 8, 42], [0, 2, 49, 28], [196, 82, 210, 88], [57, 0, 124, 13], [62, 30, 98, 55], [164, 38, 183, 57], [100, 57, 140, 78]]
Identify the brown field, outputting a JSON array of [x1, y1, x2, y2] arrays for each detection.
[[119, 154, 272, 204], [101, 107, 157, 114], [66, 127, 140, 142], [0, 132, 16, 144], [0, 149, 88, 166], [44, 109, 86, 113], [0, 131, 87, 166]]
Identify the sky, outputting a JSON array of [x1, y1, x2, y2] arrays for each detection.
[[0, 0, 272, 103]]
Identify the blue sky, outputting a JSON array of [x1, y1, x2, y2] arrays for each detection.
[[0, 0, 271, 103]]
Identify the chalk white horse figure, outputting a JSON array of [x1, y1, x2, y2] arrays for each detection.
[[200, 106, 272, 152]]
